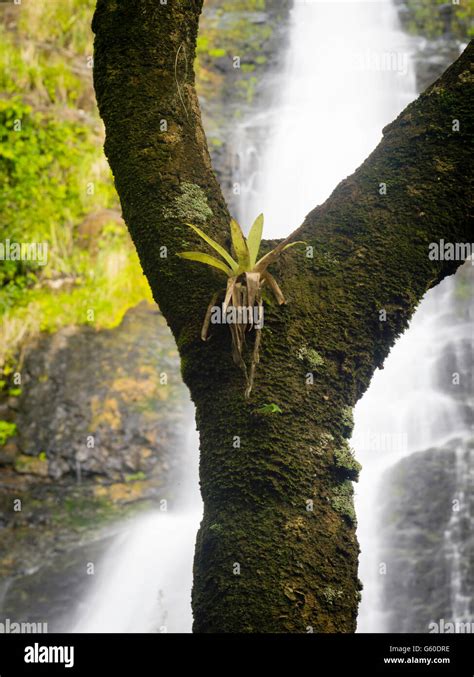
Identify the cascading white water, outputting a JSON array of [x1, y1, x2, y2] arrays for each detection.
[[72, 411, 202, 632], [354, 269, 473, 631], [236, 0, 416, 237], [443, 441, 473, 623]]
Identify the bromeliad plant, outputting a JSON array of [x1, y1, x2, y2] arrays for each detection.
[[177, 214, 304, 397]]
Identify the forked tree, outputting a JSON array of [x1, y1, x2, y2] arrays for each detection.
[[92, 0, 473, 632]]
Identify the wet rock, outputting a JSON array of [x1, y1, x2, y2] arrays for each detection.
[[14, 455, 48, 478], [0, 440, 19, 466], [378, 439, 474, 632], [16, 302, 188, 482]]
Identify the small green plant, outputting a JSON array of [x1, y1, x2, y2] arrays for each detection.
[[177, 214, 304, 397], [124, 471, 146, 483], [257, 403, 283, 415], [0, 420, 16, 446], [38, 451, 47, 461]]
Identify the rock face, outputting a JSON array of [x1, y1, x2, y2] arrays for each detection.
[[16, 302, 188, 481], [378, 440, 474, 632]]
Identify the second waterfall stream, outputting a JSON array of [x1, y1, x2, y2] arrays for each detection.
[[72, 1, 472, 632]]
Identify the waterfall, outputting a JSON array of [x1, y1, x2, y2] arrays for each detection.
[[354, 269, 473, 631], [443, 442, 473, 624], [71, 412, 202, 633], [235, 0, 416, 237]]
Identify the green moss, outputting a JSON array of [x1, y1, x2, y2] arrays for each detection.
[[331, 480, 357, 524], [333, 440, 361, 481], [296, 345, 325, 369], [341, 405, 354, 437], [56, 494, 119, 529], [163, 182, 213, 224], [14, 454, 48, 476], [322, 586, 344, 606]]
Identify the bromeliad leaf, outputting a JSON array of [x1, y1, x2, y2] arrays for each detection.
[[177, 251, 234, 276], [254, 240, 306, 273], [230, 218, 250, 270], [247, 213, 264, 268], [185, 223, 239, 273]]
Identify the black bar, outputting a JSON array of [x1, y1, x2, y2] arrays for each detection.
[[0, 633, 472, 675]]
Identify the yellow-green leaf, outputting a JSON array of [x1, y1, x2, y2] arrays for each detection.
[[186, 223, 239, 273], [230, 218, 250, 269], [246, 213, 264, 268], [177, 251, 233, 276], [281, 240, 306, 252], [255, 240, 306, 273]]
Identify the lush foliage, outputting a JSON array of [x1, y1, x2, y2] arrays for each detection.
[[0, 2, 152, 367], [403, 0, 474, 39]]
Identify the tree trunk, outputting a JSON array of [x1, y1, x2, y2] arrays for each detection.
[[92, 0, 473, 632]]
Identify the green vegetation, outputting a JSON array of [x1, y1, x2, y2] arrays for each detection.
[[197, 0, 290, 115], [331, 480, 356, 523], [296, 345, 325, 370], [0, 420, 16, 446], [403, 0, 473, 39], [0, 1, 152, 367], [257, 402, 283, 415], [124, 471, 146, 483], [333, 440, 361, 481]]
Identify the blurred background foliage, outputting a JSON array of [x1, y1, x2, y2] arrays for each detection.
[[0, 0, 153, 367], [0, 0, 285, 368], [401, 0, 473, 39]]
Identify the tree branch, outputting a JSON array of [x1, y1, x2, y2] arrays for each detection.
[[92, 0, 230, 339]]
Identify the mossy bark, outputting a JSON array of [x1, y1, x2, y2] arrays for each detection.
[[92, 1, 473, 632]]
